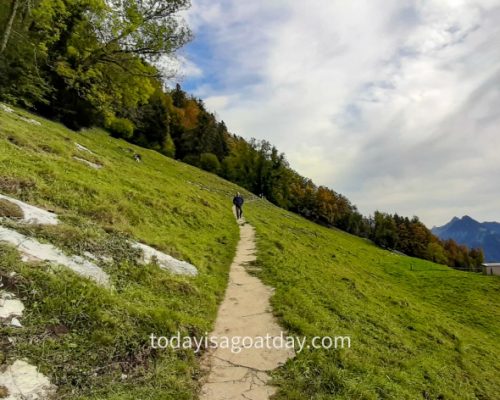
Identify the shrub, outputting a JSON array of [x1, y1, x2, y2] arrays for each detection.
[[182, 154, 200, 167], [199, 152, 220, 173], [107, 117, 134, 139], [162, 133, 176, 158]]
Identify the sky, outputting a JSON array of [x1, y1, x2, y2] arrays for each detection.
[[175, 0, 500, 227]]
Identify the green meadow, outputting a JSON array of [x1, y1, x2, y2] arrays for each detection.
[[0, 107, 242, 399], [246, 202, 500, 399], [0, 107, 499, 399]]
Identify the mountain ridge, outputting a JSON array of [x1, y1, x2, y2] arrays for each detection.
[[432, 215, 500, 262]]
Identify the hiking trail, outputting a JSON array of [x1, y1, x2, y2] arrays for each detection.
[[200, 219, 294, 400]]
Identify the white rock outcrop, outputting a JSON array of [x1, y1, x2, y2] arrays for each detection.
[[0, 194, 58, 225], [132, 242, 198, 276], [0, 292, 24, 320], [19, 116, 42, 126], [0, 103, 14, 113], [0, 227, 110, 287], [75, 143, 94, 154], [0, 360, 56, 399], [72, 156, 102, 169]]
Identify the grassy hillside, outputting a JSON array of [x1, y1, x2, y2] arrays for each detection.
[[0, 107, 499, 399], [246, 203, 500, 399], [0, 106, 244, 399]]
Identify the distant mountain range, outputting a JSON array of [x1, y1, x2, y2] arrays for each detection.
[[432, 216, 500, 262]]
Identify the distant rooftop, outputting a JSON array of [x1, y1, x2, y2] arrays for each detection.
[[482, 263, 500, 267]]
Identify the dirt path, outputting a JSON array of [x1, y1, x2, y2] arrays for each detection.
[[200, 220, 294, 400]]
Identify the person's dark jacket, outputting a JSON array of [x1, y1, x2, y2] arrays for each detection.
[[233, 196, 244, 207]]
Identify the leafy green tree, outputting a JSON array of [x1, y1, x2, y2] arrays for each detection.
[[107, 117, 134, 139], [1, 0, 191, 126], [371, 211, 398, 249], [0, 0, 21, 54], [468, 248, 484, 270], [131, 87, 172, 153], [0, 0, 52, 106], [427, 241, 448, 265], [162, 133, 176, 158], [200, 153, 220, 173]]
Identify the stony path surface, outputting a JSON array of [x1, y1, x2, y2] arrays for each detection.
[[200, 220, 294, 400]]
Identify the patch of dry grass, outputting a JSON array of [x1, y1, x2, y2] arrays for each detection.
[[0, 199, 23, 218]]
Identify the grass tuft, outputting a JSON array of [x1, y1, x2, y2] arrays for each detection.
[[0, 199, 24, 218]]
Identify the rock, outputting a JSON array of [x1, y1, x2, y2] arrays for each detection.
[[0, 194, 58, 225], [75, 143, 94, 154], [10, 318, 22, 328], [0, 292, 24, 320], [72, 156, 103, 169], [0, 227, 110, 287], [132, 241, 198, 276], [19, 116, 42, 126], [0, 103, 13, 113], [83, 251, 98, 261], [0, 360, 56, 399]]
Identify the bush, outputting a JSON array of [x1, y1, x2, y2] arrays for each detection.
[[199, 153, 220, 173], [107, 117, 134, 139], [182, 154, 200, 167], [162, 133, 176, 158]]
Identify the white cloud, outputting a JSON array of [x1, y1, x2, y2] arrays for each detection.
[[184, 0, 500, 226]]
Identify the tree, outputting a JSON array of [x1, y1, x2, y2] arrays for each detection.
[[200, 153, 220, 173], [427, 241, 447, 265], [0, 0, 21, 54], [1, 0, 192, 126], [469, 248, 484, 270], [172, 83, 187, 108], [371, 212, 398, 249], [131, 87, 171, 152], [0, 0, 52, 107]]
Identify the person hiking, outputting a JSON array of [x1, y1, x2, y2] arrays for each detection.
[[233, 192, 244, 219]]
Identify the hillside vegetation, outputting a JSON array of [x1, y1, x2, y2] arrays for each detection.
[[0, 108, 499, 399], [0, 106, 243, 399], [0, 0, 483, 273], [246, 203, 500, 399]]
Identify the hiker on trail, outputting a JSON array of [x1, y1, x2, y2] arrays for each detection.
[[233, 192, 244, 219]]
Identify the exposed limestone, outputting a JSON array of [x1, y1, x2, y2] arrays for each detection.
[[0, 194, 58, 225], [10, 318, 22, 328], [75, 143, 94, 154], [72, 156, 102, 170], [0, 360, 56, 399], [132, 241, 198, 276], [0, 292, 24, 320], [19, 116, 42, 126], [0, 226, 110, 287], [0, 104, 14, 113]]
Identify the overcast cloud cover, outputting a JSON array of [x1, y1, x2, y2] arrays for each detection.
[[179, 0, 500, 227]]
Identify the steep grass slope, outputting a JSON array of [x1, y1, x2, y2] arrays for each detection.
[[0, 107, 499, 400], [246, 203, 500, 399], [0, 107, 244, 399]]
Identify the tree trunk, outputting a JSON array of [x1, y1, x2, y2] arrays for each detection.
[[0, 0, 20, 54]]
